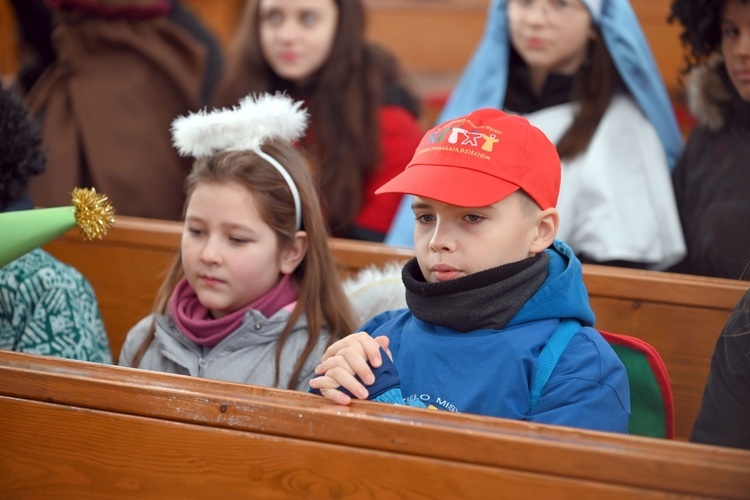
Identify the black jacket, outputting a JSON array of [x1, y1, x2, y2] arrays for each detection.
[[691, 289, 750, 450], [670, 61, 750, 279]]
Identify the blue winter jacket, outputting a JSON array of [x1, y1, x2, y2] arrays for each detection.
[[360, 241, 630, 433]]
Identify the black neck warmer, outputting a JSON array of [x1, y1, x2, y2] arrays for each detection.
[[402, 252, 549, 332]]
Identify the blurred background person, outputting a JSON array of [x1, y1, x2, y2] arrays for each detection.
[[386, 0, 686, 271], [12, 0, 223, 220], [669, 0, 750, 280], [218, 0, 423, 241]]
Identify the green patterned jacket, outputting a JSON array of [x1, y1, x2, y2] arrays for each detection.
[[0, 248, 112, 363]]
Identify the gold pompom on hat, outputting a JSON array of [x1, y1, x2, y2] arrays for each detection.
[[0, 187, 115, 268]]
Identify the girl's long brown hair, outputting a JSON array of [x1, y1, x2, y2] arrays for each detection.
[[556, 27, 623, 161], [132, 142, 357, 388], [218, 0, 407, 236]]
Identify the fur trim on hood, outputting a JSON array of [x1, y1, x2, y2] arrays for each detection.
[[342, 262, 407, 326], [687, 57, 733, 131]]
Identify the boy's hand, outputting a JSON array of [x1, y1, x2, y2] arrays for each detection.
[[309, 333, 390, 405]]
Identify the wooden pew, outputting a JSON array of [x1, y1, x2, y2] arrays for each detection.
[[42, 215, 414, 363], [2, 349, 749, 498], [43, 215, 750, 442], [582, 265, 749, 440]]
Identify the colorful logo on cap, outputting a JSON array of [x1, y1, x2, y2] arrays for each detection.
[[421, 117, 504, 161]]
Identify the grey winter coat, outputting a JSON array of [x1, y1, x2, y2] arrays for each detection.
[[119, 308, 330, 391]]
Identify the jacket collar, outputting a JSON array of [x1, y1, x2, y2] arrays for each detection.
[[687, 57, 750, 131]]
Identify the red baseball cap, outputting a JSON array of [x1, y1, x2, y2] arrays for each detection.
[[376, 108, 560, 208]]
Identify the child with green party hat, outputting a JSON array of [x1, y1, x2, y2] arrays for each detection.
[[0, 86, 113, 362]]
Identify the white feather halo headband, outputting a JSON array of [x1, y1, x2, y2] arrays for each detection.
[[171, 92, 308, 157], [170, 93, 308, 230]]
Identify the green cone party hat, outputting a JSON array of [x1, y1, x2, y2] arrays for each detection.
[[0, 187, 115, 267]]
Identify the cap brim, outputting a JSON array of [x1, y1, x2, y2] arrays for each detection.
[[376, 163, 520, 207]]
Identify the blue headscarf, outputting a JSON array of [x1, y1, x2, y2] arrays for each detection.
[[438, 0, 683, 169]]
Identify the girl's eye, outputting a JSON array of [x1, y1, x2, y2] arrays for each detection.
[[300, 11, 319, 26], [723, 26, 740, 39], [229, 237, 249, 244], [187, 227, 204, 236], [263, 10, 283, 27]]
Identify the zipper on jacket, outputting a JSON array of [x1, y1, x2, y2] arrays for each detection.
[[198, 357, 206, 377]]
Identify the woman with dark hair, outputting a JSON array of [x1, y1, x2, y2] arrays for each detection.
[[218, 0, 423, 241], [386, 0, 686, 271], [669, 0, 750, 280]]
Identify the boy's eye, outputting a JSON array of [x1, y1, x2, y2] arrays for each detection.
[[464, 214, 484, 223], [415, 213, 435, 223]]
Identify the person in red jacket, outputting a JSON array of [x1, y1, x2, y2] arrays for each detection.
[[218, 0, 423, 241]]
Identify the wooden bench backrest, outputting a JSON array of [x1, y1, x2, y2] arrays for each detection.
[[2, 349, 749, 498], [582, 265, 749, 438], [43, 215, 749, 441]]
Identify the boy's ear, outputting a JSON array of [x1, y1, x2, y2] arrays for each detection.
[[529, 208, 559, 254], [280, 231, 308, 275]]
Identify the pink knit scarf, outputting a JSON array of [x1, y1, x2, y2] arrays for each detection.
[[169, 275, 298, 347]]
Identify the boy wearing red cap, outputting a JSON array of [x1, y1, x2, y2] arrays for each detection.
[[310, 108, 630, 433]]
